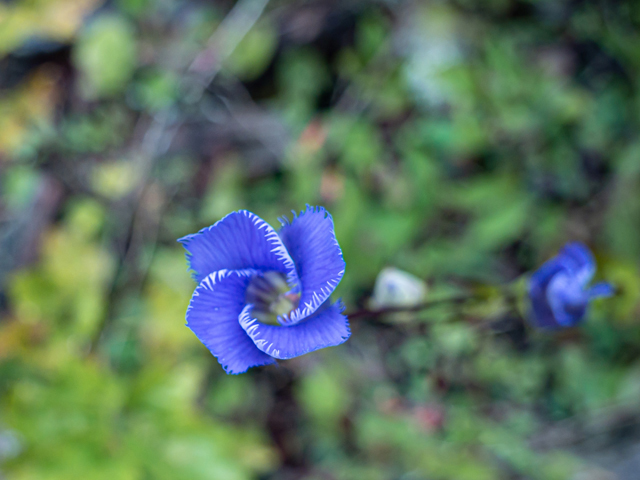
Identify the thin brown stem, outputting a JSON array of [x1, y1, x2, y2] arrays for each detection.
[[346, 294, 476, 321]]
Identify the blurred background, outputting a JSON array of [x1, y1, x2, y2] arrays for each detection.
[[2, 0, 640, 479]]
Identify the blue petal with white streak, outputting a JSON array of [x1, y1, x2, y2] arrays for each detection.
[[554, 242, 596, 286], [179, 210, 297, 285], [239, 300, 350, 359], [186, 269, 276, 374], [277, 206, 345, 325]]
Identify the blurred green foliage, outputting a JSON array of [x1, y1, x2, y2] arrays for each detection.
[[1, 0, 640, 479], [74, 15, 138, 99]]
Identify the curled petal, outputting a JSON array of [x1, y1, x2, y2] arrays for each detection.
[[557, 242, 595, 286], [278, 206, 345, 324], [529, 279, 562, 329], [186, 269, 275, 374], [179, 211, 297, 285], [546, 272, 588, 327], [239, 301, 350, 359]]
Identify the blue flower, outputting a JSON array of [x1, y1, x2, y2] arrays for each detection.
[[528, 242, 614, 329], [179, 206, 349, 374]]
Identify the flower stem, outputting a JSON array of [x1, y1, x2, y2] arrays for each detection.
[[346, 294, 477, 320]]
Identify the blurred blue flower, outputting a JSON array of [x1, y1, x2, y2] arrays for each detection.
[[179, 206, 349, 374], [528, 242, 614, 329]]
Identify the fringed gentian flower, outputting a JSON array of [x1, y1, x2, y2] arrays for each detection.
[[528, 242, 614, 329], [179, 206, 349, 374]]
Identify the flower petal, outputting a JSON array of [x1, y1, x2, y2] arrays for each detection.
[[277, 206, 345, 324], [186, 269, 275, 374], [239, 301, 350, 359], [528, 254, 569, 329], [179, 211, 297, 284], [588, 282, 615, 299], [557, 242, 595, 287], [546, 272, 588, 327]]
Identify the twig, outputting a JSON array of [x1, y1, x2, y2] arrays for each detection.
[[187, 0, 271, 102], [346, 294, 475, 320]]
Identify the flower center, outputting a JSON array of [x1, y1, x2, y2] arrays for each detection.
[[245, 271, 300, 326]]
